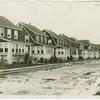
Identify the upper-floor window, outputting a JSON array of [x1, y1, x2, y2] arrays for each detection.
[[84, 45, 88, 49], [44, 37, 47, 44], [14, 30, 18, 39], [0, 27, 4, 37], [40, 35, 43, 43], [25, 35, 29, 42], [48, 39, 52, 45], [41, 50, 44, 54], [36, 35, 39, 43], [7, 29, 11, 38], [58, 51, 60, 54]]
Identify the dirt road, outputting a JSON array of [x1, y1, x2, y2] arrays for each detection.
[[0, 60, 100, 96]]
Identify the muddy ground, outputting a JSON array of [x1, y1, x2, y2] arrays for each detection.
[[0, 60, 100, 96]]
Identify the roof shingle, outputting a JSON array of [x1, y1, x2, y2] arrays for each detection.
[[0, 16, 19, 30]]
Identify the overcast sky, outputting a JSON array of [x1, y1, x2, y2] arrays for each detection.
[[0, 1, 100, 44]]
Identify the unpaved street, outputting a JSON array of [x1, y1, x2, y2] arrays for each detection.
[[0, 61, 100, 96]]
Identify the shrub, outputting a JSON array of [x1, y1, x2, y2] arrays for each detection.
[[67, 56, 70, 61], [33, 58, 38, 64], [40, 57, 45, 63], [87, 57, 91, 60], [54, 56, 58, 63], [28, 58, 32, 65], [13, 61, 17, 64], [49, 56, 58, 63], [78, 56, 84, 60], [44, 58, 48, 63], [24, 53, 29, 64], [49, 56, 54, 63], [59, 58, 63, 63], [69, 56, 73, 61], [94, 56, 96, 59]]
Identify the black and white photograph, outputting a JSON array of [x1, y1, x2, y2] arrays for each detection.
[[0, 0, 100, 98]]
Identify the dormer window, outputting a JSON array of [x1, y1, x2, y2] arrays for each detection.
[[14, 30, 18, 39], [36, 35, 39, 43], [25, 35, 29, 42], [0, 27, 4, 37], [40, 36, 43, 43], [48, 39, 52, 45], [7, 29, 11, 38]]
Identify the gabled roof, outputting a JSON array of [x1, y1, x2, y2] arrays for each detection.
[[59, 34, 70, 48], [0, 16, 20, 30], [60, 34, 74, 48], [43, 29, 60, 46], [44, 29, 59, 39], [60, 34, 72, 43], [58, 34, 64, 40], [70, 37, 80, 47], [18, 22, 52, 46], [71, 37, 80, 44], [20, 22, 48, 37]]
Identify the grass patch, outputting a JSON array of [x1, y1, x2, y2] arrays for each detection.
[[0, 63, 46, 70]]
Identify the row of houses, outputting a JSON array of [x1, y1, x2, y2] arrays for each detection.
[[0, 16, 100, 64]]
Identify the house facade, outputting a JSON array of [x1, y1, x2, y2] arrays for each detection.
[[0, 16, 32, 64], [18, 23, 54, 62], [0, 16, 100, 64], [44, 30, 71, 61], [79, 40, 100, 59]]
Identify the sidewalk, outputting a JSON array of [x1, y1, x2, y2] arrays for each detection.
[[0, 59, 100, 74]]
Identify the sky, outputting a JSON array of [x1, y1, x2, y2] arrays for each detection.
[[0, 0, 100, 44]]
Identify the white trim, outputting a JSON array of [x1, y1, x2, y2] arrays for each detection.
[[0, 38, 10, 42], [21, 23, 51, 46], [44, 30, 58, 46], [0, 25, 20, 31], [22, 23, 48, 37], [21, 23, 36, 43], [10, 41, 32, 45], [61, 35, 72, 48]]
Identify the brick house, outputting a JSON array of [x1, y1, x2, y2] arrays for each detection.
[[18, 23, 54, 62], [79, 40, 98, 59], [44, 30, 71, 61], [0, 16, 31, 64]]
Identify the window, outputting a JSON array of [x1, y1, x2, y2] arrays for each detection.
[[22, 49, 24, 53], [62, 51, 64, 54], [58, 52, 60, 54], [14, 30, 18, 39], [19, 49, 21, 53], [41, 36, 43, 43], [84, 46, 88, 49], [44, 37, 47, 44], [36, 35, 39, 43], [7, 29, 11, 38], [74, 51, 76, 55], [5, 48, 8, 52], [41, 50, 44, 54], [32, 50, 34, 54], [48, 39, 52, 45], [37, 50, 40, 54], [12, 49, 14, 52], [0, 48, 3, 52], [0, 27, 4, 37], [72, 50, 76, 55], [25, 35, 29, 42], [16, 49, 18, 53]]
